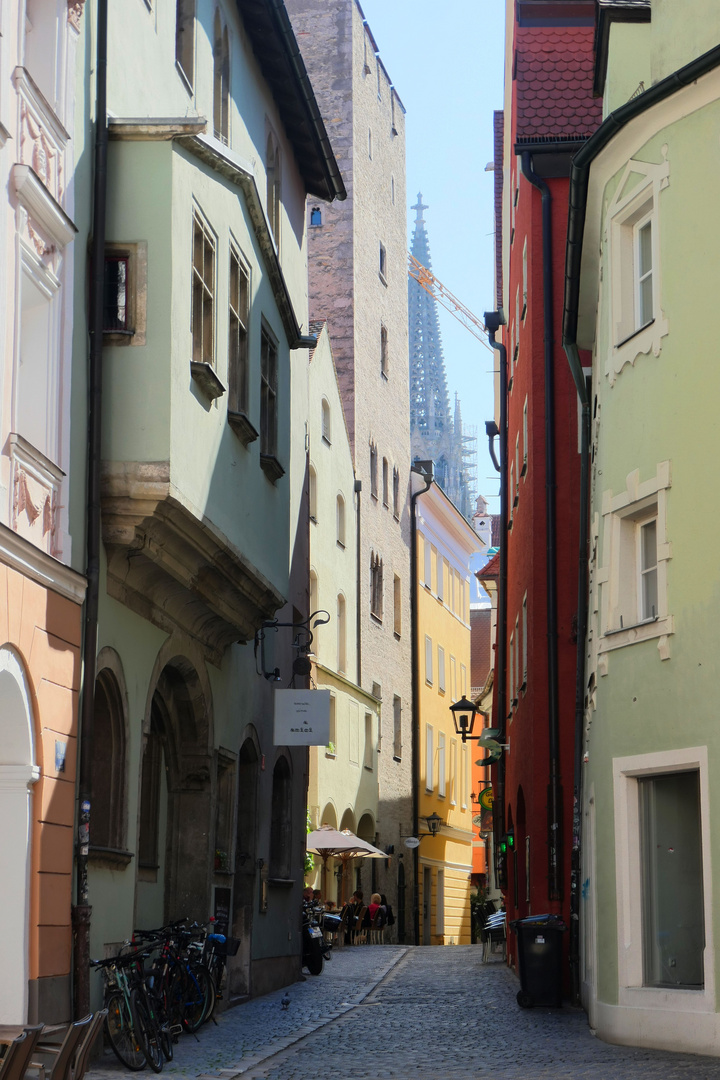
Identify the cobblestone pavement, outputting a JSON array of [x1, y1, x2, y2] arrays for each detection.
[[86, 945, 720, 1080]]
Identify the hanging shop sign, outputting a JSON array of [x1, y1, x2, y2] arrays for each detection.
[[273, 688, 330, 745], [478, 787, 494, 811]]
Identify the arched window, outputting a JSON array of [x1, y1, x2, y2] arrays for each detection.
[[336, 494, 345, 546], [337, 594, 347, 673], [266, 132, 281, 245], [309, 464, 317, 522], [370, 441, 378, 498], [321, 398, 331, 443], [213, 12, 230, 144], [370, 551, 383, 620], [382, 458, 389, 507], [91, 668, 127, 852], [269, 756, 292, 880], [175, 0, 196, 89]]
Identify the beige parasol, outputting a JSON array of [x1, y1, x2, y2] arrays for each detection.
[[307, 825, 388, 903]]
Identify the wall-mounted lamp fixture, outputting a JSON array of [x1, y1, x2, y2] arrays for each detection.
[[425, 812, 443, 837], [449, 697, 506, 765], [254, 610, 330, 683]]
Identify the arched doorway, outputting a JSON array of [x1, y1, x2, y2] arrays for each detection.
[[229, 733, 259, 1000], [136, 657, 212, 928], [0, 648, 38, 1023], [357, 812, 376, 896], [319, 802, 337, 902], [339, 809, 356, 899]]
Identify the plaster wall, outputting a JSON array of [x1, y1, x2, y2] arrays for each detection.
[[580, 76, 720, 1055]]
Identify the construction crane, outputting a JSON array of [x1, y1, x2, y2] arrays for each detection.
[[407, 252, 493, 353]]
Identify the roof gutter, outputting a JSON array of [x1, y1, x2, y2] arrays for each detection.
[[562, 37, 720, 1006], [265, 0, 347, 202]]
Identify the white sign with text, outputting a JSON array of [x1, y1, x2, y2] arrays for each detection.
[[273, 689, 331, 746]]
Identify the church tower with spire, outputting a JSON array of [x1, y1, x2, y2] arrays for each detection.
[[409, 197, 476, 518]]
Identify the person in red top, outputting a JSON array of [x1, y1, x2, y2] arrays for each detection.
[[368, 892, 384, 922]]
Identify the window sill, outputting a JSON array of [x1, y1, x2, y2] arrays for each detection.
[[337, 540, 345, 549], [191, 361, 226, 401], [381, 371, 389, 381], [393, 631, 401, 641], [325, 750, 336, 759], [228, 409, 259, 446], [364, 764, 373, 772], [599, 614, 673, 656], [393, 755, 402, 763], [393, 513, 400, 522], [176, 60, 193, 95], [616, 318, 655, 350], [88, 846, 134, 870], [370, 493, 378, 502], [267, 878, 295, 889], [322, 435, 331, 446], [370, 612, 383, 625], [260, 454, 285, 484], [378, 271, 388, 287], [520, 461, 527, 478]]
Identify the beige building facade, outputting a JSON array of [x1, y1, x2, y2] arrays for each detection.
[[287, 0, 412, 936]]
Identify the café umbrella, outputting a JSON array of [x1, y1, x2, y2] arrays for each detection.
[[306, 825, 388, 903]]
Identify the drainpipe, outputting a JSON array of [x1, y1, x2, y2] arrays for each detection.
[[410, 460, 433, 946], [483, 311, 507, 887], [74, 0, 108, 1021], [354, 479, 362, 685], [565, 343, 590, 1005], [520, 152, 562, 903]]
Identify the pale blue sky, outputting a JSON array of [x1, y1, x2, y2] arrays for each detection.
[[358, 0, 506, 512]]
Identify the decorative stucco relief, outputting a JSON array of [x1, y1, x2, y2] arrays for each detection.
[[68, 0, 86, 31]]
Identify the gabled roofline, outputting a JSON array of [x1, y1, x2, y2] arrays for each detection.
[[594, 0, 651, 97]]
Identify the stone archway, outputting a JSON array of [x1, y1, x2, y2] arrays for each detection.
[[0, 648, 38, 1023], [229, 731, 260, 1001], [137, 655, 212, 927]]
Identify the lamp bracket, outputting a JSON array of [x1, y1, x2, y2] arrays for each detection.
[[254, 609, 330, 681]]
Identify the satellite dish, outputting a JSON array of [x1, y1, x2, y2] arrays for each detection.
[[403, 836, 420, 849]]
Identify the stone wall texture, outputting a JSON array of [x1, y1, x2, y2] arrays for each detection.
[[287, 0, 414, 936]]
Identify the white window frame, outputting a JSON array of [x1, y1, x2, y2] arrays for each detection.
[[607, 156, 669, 384], [597, 461, 673, 660], [425, 635, 433, 686], [613, 745, 714, 1013], [521, 593, 528, 688], [425, 725, 434, 791], [438, 732, 446, 797], [437, 646, 446, 694], [424, 537, 432, 589], [522, 397, 528, 477], [437, 556, 444, 602], [461, 743, 468, 809], [450, 738, 457, 805]]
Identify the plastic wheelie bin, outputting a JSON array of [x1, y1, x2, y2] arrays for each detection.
[[509, 913, 566, 1008]]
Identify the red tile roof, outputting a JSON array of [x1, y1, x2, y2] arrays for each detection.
[[514, 26, 602, 144], [477, 552, 500, 580]]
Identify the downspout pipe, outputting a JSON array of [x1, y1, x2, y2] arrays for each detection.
[[562, 38, 720, 1009], [355, 479, 362, 685], [483, 311, 507, 886], [521, 152, 562, 903], [75, 0, 108, 1020], [410, 460, 433, 946]]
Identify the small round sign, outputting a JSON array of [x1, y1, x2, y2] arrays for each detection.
[[403, 836, 421, 849], [472, 814, 483, 827]]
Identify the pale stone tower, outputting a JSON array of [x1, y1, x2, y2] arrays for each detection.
[[287, 0, 413, 938]]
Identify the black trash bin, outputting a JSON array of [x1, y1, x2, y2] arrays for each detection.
[[509, 913, 566, 1008]]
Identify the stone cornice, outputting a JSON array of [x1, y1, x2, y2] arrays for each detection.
[[0, 522, 86, 605], [108, 117, 207, 141], [12, 165, 77, 248], [101, 462, 286, 665]]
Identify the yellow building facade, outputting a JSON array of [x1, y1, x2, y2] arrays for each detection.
[[415, 480, 480, 944]]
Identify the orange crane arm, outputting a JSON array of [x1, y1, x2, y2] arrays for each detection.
[[408, 252, 493, 353]]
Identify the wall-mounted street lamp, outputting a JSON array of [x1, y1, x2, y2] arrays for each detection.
[[425, 812, 443, 837], [449, 697, 506, 765]]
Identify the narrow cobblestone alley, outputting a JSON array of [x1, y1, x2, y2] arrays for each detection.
[[85, 946, 720, 1080]]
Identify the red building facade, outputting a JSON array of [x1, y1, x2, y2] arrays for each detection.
[[492, 0, 601, 989]]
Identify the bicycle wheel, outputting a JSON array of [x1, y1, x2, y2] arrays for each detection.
[[182, 964, 216, 1033], [131, 989, 164, 1073], [105, 990, 147, 1071]]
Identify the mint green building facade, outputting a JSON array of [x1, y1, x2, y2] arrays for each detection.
[[571, 3, 720, 1055], [75, 0, 343, 1004]]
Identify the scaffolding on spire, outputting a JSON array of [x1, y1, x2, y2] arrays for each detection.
[[408, 196, 477, 519]]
